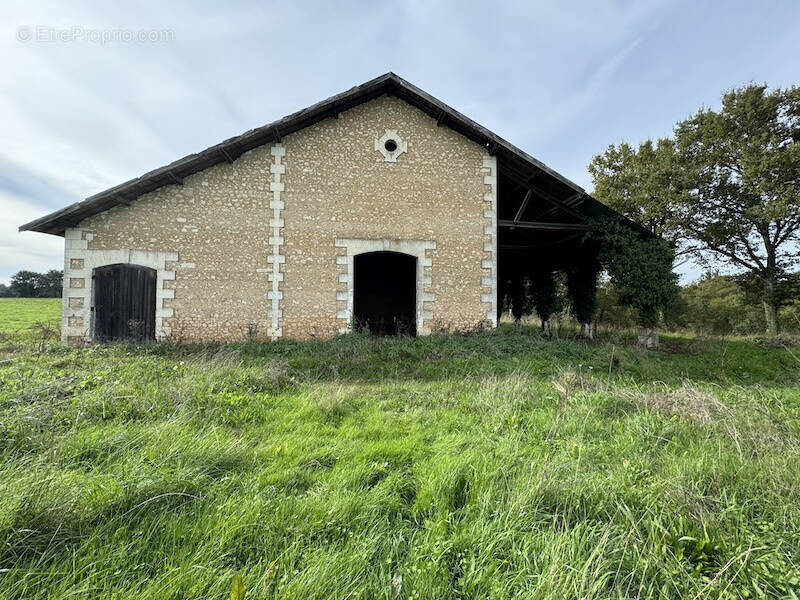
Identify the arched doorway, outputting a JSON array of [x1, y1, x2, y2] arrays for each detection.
[[353, 251, 416, 335], [93, 264, 157, 342]]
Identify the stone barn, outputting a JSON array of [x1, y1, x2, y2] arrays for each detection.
[[20, 73, 627, 344]]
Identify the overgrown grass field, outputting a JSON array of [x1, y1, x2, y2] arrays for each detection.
[[1, 301, 799, 598], [0, 298, 60, 333]]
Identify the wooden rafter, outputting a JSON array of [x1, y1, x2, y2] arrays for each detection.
[[498, 220, 592, 231], [530, 188, 586, 222], [167, 171, 183, 186], [499, 166, 587, 223], [220, 147, 235, 164], [513, 189, 533, 223], [538, 191, 584, 219]]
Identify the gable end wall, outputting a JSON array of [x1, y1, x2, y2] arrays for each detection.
[[70, 96, 494, 341]]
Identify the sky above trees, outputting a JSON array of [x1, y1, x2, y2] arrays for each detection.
[[1, 0, 799, 284]]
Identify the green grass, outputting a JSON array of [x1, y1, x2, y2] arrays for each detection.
[[0, 298, 61, 333], [1, 301, 799, 598]]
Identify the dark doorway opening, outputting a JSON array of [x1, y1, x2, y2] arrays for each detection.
[[93, 264, 157, 342], [353, 251, 416, 336]]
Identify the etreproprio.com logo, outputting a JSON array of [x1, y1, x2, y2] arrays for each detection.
[[16, 25, 175, 44]]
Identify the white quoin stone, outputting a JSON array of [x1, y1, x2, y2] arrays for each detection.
[[262, 142, 286, 340], [482, 153, 498, 327]]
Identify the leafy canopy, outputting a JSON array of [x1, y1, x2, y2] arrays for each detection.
[[589, 138, 686, 247], [9, 269, 63, 298], [675, 84, 800, 276], [590, 84, 800, 334]]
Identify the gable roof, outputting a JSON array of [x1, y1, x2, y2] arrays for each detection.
[[20, 72, 614, 236]]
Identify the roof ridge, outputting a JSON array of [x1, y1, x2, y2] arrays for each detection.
[[20, 73, 587, 235]]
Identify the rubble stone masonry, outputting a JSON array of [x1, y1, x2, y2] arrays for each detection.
[[64, 95, 494, 342]]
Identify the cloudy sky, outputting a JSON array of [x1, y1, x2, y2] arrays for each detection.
[[1, 0, 798, 284]]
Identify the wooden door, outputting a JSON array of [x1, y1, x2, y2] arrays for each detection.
[[93, 264, 156, 342]]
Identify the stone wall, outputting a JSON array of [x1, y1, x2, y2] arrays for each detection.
[[65, 95, 494, 342], [279, 96, 491, 338]]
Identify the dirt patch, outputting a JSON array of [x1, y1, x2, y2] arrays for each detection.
[[658, 337, 713, 355], [551, 369, 599, 403], [629, 383, 725, 424], [756, 335, 799, 349]]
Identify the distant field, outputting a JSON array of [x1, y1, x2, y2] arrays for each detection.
[[1, 298, 799, 599], [0, 298, 61, 332]]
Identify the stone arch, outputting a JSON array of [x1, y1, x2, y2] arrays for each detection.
[[61, 228, 178, 342], [334, 238, 435, 336]]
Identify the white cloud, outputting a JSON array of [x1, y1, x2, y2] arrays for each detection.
[[0, 191, 63, 283]]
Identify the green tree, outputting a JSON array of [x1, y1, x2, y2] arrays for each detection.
[[530, 265, 557, 335], [0, 283, 13, 298], [680, 273, 763, 334], [566, 247, 601, 337], [9, 271, 39, 297], [588, 138, 687, 251], [591, 84, 800, 335], [38, 269, 63, 298], [675, 85, 800, 335], [593, 279, 638, 330], [8, 270, 63, 298], [596, 219, 679, 330]]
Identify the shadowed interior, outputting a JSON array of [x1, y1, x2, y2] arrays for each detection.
[[353, 251, 416, 336]]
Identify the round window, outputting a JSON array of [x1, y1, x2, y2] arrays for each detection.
[[384, 139, 398, 153]]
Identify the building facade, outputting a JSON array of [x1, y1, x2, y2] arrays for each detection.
[[22, 74, 621, 344]]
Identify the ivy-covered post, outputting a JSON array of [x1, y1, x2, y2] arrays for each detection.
[[531, 264, 557, 337], [511, 275, 524, 333], [497, 273, 510, 323], [567, 245, 601, 339], [596, 219, 678, 349]]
